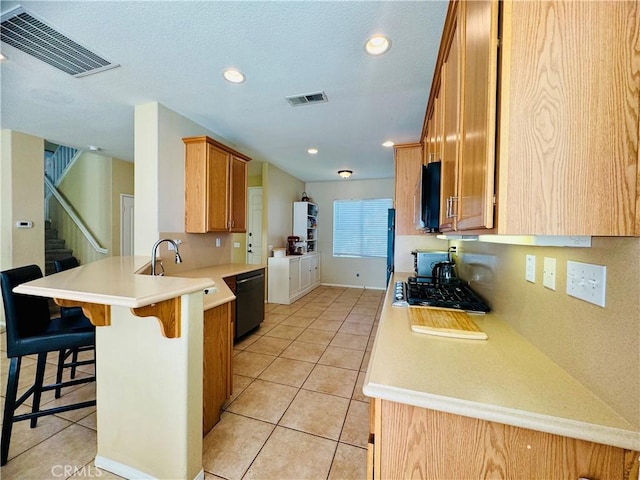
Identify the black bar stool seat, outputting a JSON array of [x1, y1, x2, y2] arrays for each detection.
[[1, 264, 96, 466]]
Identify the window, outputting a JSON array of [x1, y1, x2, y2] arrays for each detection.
[[333, 198, 393, 258]]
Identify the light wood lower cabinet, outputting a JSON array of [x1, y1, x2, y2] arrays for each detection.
[[368, 398, 639, 480], [202, 302, 232, 436]]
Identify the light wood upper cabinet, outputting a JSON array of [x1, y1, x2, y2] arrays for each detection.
[[183, 136, 250, 233], [229, 156, 248, 232], [497, 0, 639, 235], [456, 0, 498, 231], [436, 0, 498, 233], [423, 0, 639, 236], [439, 13, 461, 232], [394, 144, 424, 235]]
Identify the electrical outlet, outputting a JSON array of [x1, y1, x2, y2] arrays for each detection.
[[215, 238, 221, 248], [167, 239, 182, 251], [567, 260, 606, 307], [525, 254, 536, 283], [543, 257, 556, 290]]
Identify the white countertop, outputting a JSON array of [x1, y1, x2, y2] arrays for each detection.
[[14, 256, 215, 307], [14, 257, 266, 312], [167, 264, 266, 310], [363, 272, 640, 452]]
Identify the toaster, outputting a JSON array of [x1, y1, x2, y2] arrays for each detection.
[[412, 250, 450, 277]]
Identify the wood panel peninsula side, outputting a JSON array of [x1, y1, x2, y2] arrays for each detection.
[[13, 256, 217, 480]]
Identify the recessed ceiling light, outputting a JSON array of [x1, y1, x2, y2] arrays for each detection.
[[307, 148, 318, 155], [222, 68, 245, 84], [338, 170, 353, 179], [88, 145, 101, 151], [365, 35, 391, 55], [382, 140, 395, 147]]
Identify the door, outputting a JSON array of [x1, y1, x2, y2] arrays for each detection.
[[386, 209, 395, 286], [247, 187, 263, 264], [120, 194, 134, 256]]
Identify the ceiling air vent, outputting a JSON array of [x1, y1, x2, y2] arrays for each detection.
[[285, 91, 328, 107], [0, 6, 119, 77]]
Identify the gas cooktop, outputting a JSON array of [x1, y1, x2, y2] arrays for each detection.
[[392, 277, 490, 313]]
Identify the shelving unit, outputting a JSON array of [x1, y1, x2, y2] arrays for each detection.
[[293, 201, 318, 253]]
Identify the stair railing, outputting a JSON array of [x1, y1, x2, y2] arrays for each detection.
[[44, 145, 81, 219], [45, 145, 79, 186], [44, 175, 108, 254]]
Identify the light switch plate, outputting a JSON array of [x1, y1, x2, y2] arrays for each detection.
[[543, 257, 556, 290], [567, 260, 606, 307], [525, 254, 536, 283]]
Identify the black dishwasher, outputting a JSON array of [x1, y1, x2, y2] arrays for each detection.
[[235, 269, 265, 339]]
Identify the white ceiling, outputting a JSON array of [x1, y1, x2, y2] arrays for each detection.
[[0, 1, 448, 182]]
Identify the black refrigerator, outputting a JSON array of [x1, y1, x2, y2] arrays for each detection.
[[386, 208, 395, 286]]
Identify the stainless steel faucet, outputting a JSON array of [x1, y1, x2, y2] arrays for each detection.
[[151, 239, 183, 276]]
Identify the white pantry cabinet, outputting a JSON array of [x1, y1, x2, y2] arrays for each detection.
[[267, 252, 321, 304]]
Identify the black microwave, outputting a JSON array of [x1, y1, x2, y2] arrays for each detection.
[[415, 161, 441, 232]]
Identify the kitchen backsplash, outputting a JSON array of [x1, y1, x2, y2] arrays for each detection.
[[155, 231, 233, 274], [451, 236, 640, 428]]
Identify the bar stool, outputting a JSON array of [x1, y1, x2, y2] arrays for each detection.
[[53, 256, 96, 397], [0, 264, 96, 466]]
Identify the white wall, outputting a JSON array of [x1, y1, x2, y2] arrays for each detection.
[[264, 163, 305, 252], [304, 178, 394, 290], [0, 130, 45, 325], [449, 236, 640, 428]]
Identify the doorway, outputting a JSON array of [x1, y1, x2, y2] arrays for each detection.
[[120, 194, 134, 256], [247, 187, 263, 264]]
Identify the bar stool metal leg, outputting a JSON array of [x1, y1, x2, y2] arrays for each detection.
[[1, 357, 22, 466]]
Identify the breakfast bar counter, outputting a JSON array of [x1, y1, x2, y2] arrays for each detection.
[[14, 256, 216, 480], [364, 273, 639, 461]]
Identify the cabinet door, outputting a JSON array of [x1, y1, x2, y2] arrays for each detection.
[[203, 303, 230, 435], [300, 256, 312, 290], [394, 145, 424, 235], [498, 0, 639, 235], [207, 144, 230, 232], [229, 156, 247, 232], [456, 0, 498, 231], [310, 253, 320, 284], [223, 276, 236, 395], [288, 258, 301, 296], [433, 93, 444, 163], [184, 140, 210, 233], [439, 15, 461, 232], [377, 400, 638, 479]]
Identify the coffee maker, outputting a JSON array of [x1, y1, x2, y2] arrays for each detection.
[[287, 236, 301, 255]]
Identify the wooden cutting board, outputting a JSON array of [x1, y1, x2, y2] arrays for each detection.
[[408, 306, 488, 340]]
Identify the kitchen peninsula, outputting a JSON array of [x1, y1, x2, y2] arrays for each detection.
[[364, 272, 640, 479], [12, 256, 237, 480]]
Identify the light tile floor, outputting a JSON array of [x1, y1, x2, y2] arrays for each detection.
[[0, 285, 382, 479]]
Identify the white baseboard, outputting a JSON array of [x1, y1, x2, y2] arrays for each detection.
[[95, 456, 204, 480], [320, 282, 385, 291]]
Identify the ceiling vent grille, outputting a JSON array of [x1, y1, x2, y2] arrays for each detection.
[[285, 91, 328, 107], [0, 6, 119, 77]]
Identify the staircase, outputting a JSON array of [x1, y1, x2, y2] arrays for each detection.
[[45, 220, 73, 275]]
